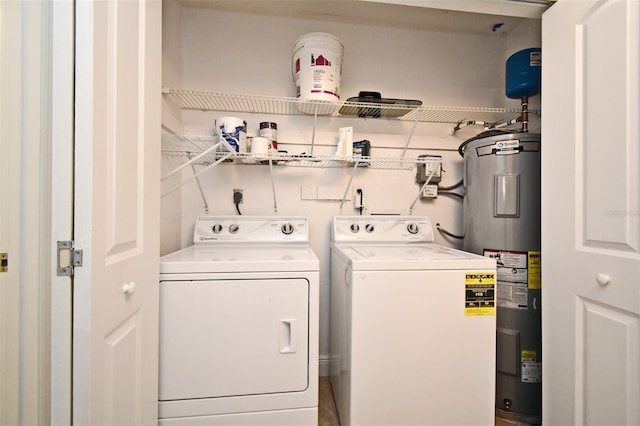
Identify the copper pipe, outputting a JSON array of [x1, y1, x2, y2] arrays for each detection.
[[521, 97, 529, 133]]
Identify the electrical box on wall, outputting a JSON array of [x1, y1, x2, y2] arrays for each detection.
[[416, 155, 442, 184], [421, 184, 439, 199]]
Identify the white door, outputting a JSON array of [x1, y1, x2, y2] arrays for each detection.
[[542, 1, 640, 425], [73, 0, 161, 424]]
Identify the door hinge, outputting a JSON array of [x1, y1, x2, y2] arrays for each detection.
[[57, 241, 83, 276], [0, 253, 7, 272]]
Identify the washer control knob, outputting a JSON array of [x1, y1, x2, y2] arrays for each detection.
[[281, 223, 294, 235], [229, 224, 240, 234], [365, 223, 375, 233], [212, 223, 223, 234], [407, 223, 419, 234], [350, 223, 360, 233]]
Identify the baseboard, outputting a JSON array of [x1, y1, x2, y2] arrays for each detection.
[[319, 354, 331, 377]]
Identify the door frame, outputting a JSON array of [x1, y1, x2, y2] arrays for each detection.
[[0, 2, 24, 421], [50, 1, 75, 424], [0, 0, 64, 424]]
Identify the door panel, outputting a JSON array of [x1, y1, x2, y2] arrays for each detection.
[[159, 279, 310, 400], [577, 0, 640, 253], [73, 0, 161, 424], [104, 311, 142, 425], [105, 0, 142, 258], [575, 299, 640, 426], [542, 0, 640, 424]]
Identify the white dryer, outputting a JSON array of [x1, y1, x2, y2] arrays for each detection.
[[159, 216, 319, 425], [330, 216, 496, 426]]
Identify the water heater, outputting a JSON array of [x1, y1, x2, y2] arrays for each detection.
[[460, 130, 541, 424]]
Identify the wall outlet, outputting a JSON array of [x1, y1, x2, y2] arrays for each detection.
[[233, 188, 243, 204]]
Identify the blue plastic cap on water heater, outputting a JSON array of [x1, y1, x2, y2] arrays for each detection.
[[506, 48, 541, 99]]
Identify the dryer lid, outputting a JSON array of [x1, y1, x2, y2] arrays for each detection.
[[160, 244, 319, 274]]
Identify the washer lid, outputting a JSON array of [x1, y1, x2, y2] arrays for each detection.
[[333, 243, 495, 270], [160, 244, 319, 274]]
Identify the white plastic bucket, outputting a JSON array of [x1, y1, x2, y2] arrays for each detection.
[[292, 32, 343, 114]]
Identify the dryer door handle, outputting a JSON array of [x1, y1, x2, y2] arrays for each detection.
[[280, 319, 297, 354]]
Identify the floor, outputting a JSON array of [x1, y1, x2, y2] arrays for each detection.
[[318, 377, 340, 426], [317, 376, 533, 426]]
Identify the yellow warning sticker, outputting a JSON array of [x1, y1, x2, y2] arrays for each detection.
[[528, 251, 541, 289], [521, 349, 537, 362], [465, 272, 496, 316]]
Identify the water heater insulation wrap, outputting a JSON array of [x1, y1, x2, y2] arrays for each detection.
[[460, 131, 541, 424], [505, 48, 541, 99]]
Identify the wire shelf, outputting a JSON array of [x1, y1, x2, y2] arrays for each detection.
[[161, 149, 440, 171], [163, 88, 531, 124]]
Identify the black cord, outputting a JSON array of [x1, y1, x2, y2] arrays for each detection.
[[233, 190, 243, 215], [438, 179, 463, 191], [356, 189, 364, 215], [438, 191, 464, 200], [435, 223, 464, 239]]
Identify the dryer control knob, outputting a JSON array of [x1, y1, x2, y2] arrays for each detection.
[[407, 223, 419, 234], [229, 224, 240, 234], [212, 223, 223, 234], [365, 224, 375, 233], [281, 223, 294, 235], [350, 223, 360, 233]]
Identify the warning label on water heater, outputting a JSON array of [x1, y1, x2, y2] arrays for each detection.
[[464, 272, 496, 317], [483, 249, 541, 310], [521, 350, 542, 383]]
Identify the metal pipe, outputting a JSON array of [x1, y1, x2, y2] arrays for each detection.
[[521, 97, 529, 133]]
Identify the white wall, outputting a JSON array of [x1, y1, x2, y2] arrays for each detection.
[[161, 0, 184, 256], [161, 5, 541, 373]]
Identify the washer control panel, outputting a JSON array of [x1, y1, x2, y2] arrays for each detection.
[[333, 216, 434, 243], [193, 216, 309, 244]]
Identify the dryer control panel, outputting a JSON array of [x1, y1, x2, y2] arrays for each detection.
[[332, 216, 434, 243], [194, 216, 309, 244]]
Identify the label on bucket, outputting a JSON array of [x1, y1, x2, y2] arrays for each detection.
[[295, 53, 340, 98], [215, 118, 247, 153]]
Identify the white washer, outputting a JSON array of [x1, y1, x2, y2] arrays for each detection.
[[330, 216, 497, 426], [159, 216, 319, 425]]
